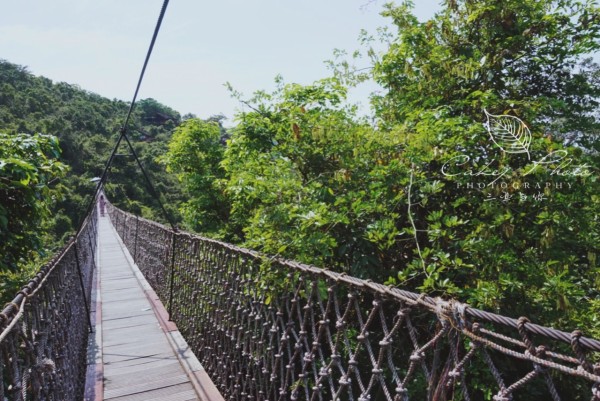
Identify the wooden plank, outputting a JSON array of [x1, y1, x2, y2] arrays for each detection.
[[102, 282, 141, 290], [102, 301, 153, 315], [103, 338, 167, 352], [103, 326, 162, 344], [102, 314, 158, 330], [103, 334, 165, 348], [105, 384, 197, 401], [105, 292, 146, 304], [106, 359, 182, 377], [105, 356, 180, 372], [103, 328, 162, 344], [105, 363, 184, 387], [102, 306, 151, 315], [101, 306, 155, 320], [88, 215, 225, 401], [104, 374, 191, 399], [103, 349, 176, 364]]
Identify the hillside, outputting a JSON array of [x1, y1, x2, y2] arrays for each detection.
[[0, 59, 186, 246]]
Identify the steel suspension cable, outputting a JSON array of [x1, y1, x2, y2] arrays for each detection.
[[122, 0, 170, 132], [74, 0, 172, 238]]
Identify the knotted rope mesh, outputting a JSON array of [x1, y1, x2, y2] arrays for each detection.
[[107, 203, 600, 401], [0, 209, 97, 401]]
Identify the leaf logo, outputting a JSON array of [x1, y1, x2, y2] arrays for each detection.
[[483, 109, 531, 160]]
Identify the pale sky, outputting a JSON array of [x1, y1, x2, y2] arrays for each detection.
[[0, 1, 443, 121]]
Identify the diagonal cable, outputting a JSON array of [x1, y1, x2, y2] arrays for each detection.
[[75, 0, 171, 238]]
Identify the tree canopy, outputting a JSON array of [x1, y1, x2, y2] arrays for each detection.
[[0, 133, 65, 272], [164, 0, 599, 336]]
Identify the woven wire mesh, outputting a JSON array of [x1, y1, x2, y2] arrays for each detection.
[[0, 208, 97, 401], [106, 203, 600, 401]]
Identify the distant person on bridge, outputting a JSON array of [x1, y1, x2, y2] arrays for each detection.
[[99, 194, 106, 217]]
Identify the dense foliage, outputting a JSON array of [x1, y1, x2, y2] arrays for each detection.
[[162, 116, 228, 233], [367, 0, 600, 331], [165, 0, 599, 336], [0, 133, 65, 272]]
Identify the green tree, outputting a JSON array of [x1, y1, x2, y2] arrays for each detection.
[[0, 132, 66, 272], [162, 118, 228, 235], [137, 97, 181, 128], [166, 0, 600, 336], [220, 79, 382, 268], [363, 0, 600, 330]]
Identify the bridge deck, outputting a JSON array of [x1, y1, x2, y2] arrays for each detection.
[[86, 215, 215, 401]]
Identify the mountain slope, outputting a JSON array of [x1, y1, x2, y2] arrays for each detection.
[[0, 59, 185, 246]]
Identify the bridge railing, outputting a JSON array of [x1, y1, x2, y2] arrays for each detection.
[[0, 207, 97, 401], [106, 202, 600, 401]]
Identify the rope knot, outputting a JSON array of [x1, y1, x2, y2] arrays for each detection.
[[409, 351, 424, 362], [433, 298, 469, 329], [35, 358, 55, 374], [571, 329, 583, 344], [517, 316, 530, 328], [591, 383, 600, 400], [434, 298, 451, 321], [571, 329, 593, 372], [535, 345, 547, 358], [395, 387, 407, 395], [493, 392, 512, 401], [517, 317, 536, 354]]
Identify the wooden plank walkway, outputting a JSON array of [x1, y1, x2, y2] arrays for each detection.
[[85, 214, 223, 401]]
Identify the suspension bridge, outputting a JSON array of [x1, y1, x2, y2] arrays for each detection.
[[0, 197, 599, 401], [1, 1, 599, 400]]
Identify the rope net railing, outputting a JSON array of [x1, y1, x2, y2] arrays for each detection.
[[0, 208, 97, 401], [106, 201, 600, 401]]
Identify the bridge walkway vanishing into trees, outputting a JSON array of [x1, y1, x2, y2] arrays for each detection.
[[85, 212, 222, 401], [1, 198, 600, 401]]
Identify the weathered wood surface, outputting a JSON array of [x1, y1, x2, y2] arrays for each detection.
[[95, 215, 200, 401]]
